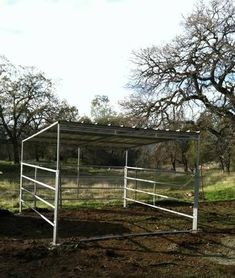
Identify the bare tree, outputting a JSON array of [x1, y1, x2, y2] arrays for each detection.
[[198, 111, 234, 172], [0, 58, 79, 163], [123, 0, 235, 127]]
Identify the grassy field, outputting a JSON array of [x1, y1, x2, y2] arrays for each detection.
[[202, 169, 235, 201], [0, 160, 234, 211]]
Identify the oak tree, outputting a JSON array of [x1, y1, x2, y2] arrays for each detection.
[[0, 58, 79, 163], [123, 0, 235, 128]]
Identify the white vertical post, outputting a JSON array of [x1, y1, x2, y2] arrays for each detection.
[[192, 138, 200, 231], [135, 169, 137, 200], [153, 183, 156, 205], [19, 141, 24, 213], [53, 123, 60, 245], [59, 172, 62, 209], [77, 147, 80, 199], [123, 150, 128, 208], [33, 167, 37, 208]]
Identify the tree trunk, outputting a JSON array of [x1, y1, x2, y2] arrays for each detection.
[[170, 154, 176, 171], [225, 154, 231, 173], [7, 143, 12, 161], [219, 156, 225, 172], [182, 153, 188, 172], [12, 138, 20, 164]]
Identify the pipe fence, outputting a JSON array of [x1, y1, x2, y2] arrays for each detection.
[[123, 165, 199, 230]]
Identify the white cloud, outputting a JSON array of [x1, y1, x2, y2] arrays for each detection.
[[0, 0, 197, 116]]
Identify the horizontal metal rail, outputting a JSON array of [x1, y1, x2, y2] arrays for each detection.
[[19, 174, 123, 179], [22, 162, 57, 173], [126, 176, 156, 184], [126, 176, 180, 186], [22, 185, 123, 191], [62, 176, 123, 180], [22, 187, 55, 209], [21, 200, 54, 226], [59, 197, 122, 201], [126, 166, 192, 175], [20, 174, 122, 179], [125, 197, 194, 219], [24, 197, 122, 201], [61, 186, 123, 190], [63, 164, 124, 169], [22, 175, 55, 191], [126, 177, 168, 185], [126, 187, 174, 199]]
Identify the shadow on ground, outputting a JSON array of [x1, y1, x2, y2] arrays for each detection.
[[0, 209, 130, 240]]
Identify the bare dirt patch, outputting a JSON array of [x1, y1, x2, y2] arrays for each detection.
[[0, 201, 235, 277]]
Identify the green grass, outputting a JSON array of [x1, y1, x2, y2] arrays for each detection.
[[202, 170, 235, 201], [0, 161, 20, 211], [0, 160, 234, 211], [61, 199, 123, 209], [0, 179, 19, 211]]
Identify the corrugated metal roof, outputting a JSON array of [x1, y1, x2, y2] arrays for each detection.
[[24, 120, 200, 148]]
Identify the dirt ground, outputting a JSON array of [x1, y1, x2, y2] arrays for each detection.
[[0, 201, 235, 278]]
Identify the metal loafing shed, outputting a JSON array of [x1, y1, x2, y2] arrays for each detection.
[[19, 121, 200, 245]]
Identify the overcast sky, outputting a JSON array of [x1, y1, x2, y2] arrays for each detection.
[[0, 0, 198, 116]]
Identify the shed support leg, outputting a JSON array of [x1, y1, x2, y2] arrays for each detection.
[[192, 139, 200, 231], [19, 141, 24, 213], [123, 150, 128, 208], [77, 147, 80, 199], [53, 123, 60, 245]]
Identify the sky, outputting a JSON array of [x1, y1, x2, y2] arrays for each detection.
[[0, 0, 198, 116]]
